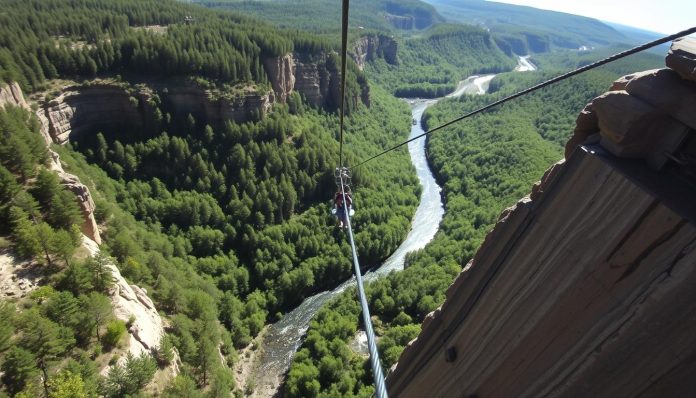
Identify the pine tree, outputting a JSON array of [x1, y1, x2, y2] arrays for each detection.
[[48, 189, 82, 230], [50, 228, 77, 267], [0, 164, 20, 228], [80, 292, 112, 341], [1, 346, 37, 395], [0, 301, 15, 354], [87, 252, 115, 293], [34, 222, 57, 266], [9, 206, 42, 260], [18, 310, 74, 397], [32, 168, 61, 210], [59, 262, 94, 296]]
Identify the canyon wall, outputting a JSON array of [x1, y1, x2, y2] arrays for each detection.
[[39, 85, 151, 145], [163, 85, 274, 126], [352, 34, 398, 70], [387, 38, 696, 397], [37, 50, 369, 147], [266, 51, 369, 109]]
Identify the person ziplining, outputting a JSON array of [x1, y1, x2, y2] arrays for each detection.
[[332, 189, 354, 228], [331, 167, 355, 228]]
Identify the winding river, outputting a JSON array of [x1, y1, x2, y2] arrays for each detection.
[[247, 55, 536, 396]]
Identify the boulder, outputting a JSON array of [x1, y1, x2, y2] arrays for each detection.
[[666, 37, 696, 82], [591, 91, 690, 169], [624, 68, 696, 130]]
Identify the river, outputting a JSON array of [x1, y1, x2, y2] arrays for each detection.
[[244, 55, 536, 397]]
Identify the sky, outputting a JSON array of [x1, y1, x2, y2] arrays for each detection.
[[490, 0, 695, 34]]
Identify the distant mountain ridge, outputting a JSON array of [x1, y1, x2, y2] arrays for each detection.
[[423, 0, 629, 53]]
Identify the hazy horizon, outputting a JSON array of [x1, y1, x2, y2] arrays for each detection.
[[488, 0, 694, 35]]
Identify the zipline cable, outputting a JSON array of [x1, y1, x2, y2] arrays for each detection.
[[335, 0, 388, 395], [338, 0, 350, 168], [339, 172, 388, 398], [354, 25, 696, 168]]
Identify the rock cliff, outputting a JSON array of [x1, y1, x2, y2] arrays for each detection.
[[47, 150, 102, 244], [0, 82, 29, 111], [2, 82, 173, 374], [163, 84, 275, 125], [263, 54, 295, 102], [352, 35, 398, 70], [293, 53, 337, 108], [39, 85, 152, 145], [387, 39, 696, 397], [263, 51, 370, 109]]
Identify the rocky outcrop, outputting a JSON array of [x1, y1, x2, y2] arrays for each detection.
[[263, 54, 295, 102], [40, 85, 151, 145], [387, 40, 696, 397], [293, 53, 336, 108], [82, 238, 176, 369], [352, 35, 398, 70], [666, 37, 696, 81], [0, 82, 29, 110], [48, 150, 102, 244], [384, 14, 415, 30], [164, 85, 274, 125], [292, 52, 369, 109]]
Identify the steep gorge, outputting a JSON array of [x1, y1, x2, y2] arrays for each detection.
[[386, 38, 696, 397]]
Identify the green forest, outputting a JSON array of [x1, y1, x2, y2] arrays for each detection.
[[191, 0, 443, 33], [192, 0, 516, 98], [0, 0, 423, 396], [0, 83, 420, 396], [284, 53, 663, 396], [0, 0, 353, 93]]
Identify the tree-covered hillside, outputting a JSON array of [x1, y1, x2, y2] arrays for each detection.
[[0, 0, 357, 94], [1, 79, 419, 398], [191, 0, 443, 33], [0, 105, 160, 397], [193, 0, 516, 99], [423, 0, 629, 53]]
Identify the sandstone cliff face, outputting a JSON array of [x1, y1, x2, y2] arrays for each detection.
[[385, 14, 416, 30], [40, 85, 150, 145], [0, 82, 29, 110], [164, 85, 274, 125], [387, 40, 696, 397], [293, 53, 336, 108], [48, 150, 102, 244], [263, 54, 295, 102], [263, 51, 369, 109], [352, 35, 398, 70]]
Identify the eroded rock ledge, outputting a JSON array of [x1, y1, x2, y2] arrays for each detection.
[[387, 38, 696, 397]]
